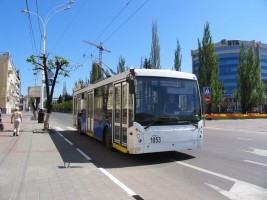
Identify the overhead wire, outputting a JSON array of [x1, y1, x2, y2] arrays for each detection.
[[83, 0, 133, 55], [50, 0, 88, 53], [82, 0, 150, 75], [25, 0, 39, 57], [81, 0, 136, 67], [35, 0, 42, 36], [25, 0, 39, 82], [103, 0, 150, 44]]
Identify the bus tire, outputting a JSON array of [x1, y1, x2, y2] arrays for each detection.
[[104, 128, 113, 150]]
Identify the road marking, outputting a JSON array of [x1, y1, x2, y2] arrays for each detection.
[[176, 161, 267, 200], [244, 160, 267, 167], [55, 127, 64, 131], [76, 148, 92, 161], [64, 138, 73, 145], [66, 126, 76, 131], [242, 148, 267, 157], [176, 161, 236, 182], [55, 131, 63, 137], [237, 138, 253, 141], [99, 168, 137, 197], [52, 126, 143, 199]]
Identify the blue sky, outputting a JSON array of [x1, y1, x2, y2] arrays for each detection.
[[1, 0, 267, 97]]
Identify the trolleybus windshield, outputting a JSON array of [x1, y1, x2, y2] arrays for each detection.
[[135, 76, 201, 126]]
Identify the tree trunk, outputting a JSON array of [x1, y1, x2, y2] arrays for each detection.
[[33, 110, 37, 119], [43, 113, 51, 130]]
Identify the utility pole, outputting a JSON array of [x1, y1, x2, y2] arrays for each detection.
[[22, 1, 73, 109]]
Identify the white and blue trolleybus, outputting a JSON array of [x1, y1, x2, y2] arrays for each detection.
[[73, 68, 203, 154]]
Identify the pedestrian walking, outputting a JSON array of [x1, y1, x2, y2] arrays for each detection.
[[11, 107, 22, 136]]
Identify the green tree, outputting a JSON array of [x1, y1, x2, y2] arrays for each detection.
[[198, 22, 222, 113], [143, 57, 151, 69], [150, 20, 160, 69], [90, 62, 104, 84], [174, 39, 182, 71], [117, 56, 126, 73], [237, 42, 265, 113], [57, 95, 63, 104], [64, 93, 73, 102], [27, 55, 72, 130]]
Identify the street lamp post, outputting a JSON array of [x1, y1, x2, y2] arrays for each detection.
[[22, 1, 73, 109]]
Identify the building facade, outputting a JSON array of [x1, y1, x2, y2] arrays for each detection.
[[191, 39, 267, 112], [0, 52, 21, 114]]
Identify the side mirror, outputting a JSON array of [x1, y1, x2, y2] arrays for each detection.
[[126, 77, 135, 94]]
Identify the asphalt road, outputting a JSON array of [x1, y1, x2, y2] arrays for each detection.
[[49, 113, 267, 200]]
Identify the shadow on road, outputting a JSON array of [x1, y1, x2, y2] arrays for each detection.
[[48, 131, 91, 168], [50, 130, 195, 169]]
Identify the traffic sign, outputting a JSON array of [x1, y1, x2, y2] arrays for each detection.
[[205, 96, 211, 104], [204, 87, 211, 96], [48, 71, 54, 79]]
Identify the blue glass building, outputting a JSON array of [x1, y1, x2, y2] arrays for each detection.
[[191, 39, 267, 111]]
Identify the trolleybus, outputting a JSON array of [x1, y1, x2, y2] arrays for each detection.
[[73, 68, 203, 154]]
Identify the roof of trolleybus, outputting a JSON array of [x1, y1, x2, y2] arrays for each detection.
[[73, 69, 197, 95], [134, 69, 197, 80]]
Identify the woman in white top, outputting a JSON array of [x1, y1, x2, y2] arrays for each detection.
[[11, 107, 22, 136]]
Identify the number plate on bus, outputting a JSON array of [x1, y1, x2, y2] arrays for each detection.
[[151, 136, 161, 143]]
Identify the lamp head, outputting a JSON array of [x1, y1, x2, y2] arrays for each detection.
[[21, 9, 29, 13]]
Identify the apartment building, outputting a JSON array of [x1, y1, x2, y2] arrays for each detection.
[[0, 52, 21, 114]]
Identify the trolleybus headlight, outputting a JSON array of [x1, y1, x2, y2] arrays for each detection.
[[138, 139, 142, 143], [137, 134, 140, 138]]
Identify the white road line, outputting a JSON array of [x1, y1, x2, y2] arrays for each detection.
[[64, 138, 73, 145], [98, 168, 137, 196], [237, 138, 253, 141], [176, 161, 237, 182], [56, 131, 63, 137], [54, 127, 140, 198], [176, 161, 267, 200], [76, 148, 92, 161], [66, 126, 76, 131], [244, 160, 267, 167]]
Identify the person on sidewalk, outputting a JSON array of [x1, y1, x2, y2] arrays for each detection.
[[11, 107, 22, 136]]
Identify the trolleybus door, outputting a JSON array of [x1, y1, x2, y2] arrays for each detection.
[[87, 91, 94, 133], [114, 82, 128, 147]]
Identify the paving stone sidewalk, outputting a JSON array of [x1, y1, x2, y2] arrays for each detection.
[[0, 112, 134, 200]]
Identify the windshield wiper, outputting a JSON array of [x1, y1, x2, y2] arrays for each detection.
[[144, 116, 174, 130], [144, 119, 199, 129], [176, 120, 199, 128]]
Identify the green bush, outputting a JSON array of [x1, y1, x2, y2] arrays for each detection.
[[52, 100, 72, 112]]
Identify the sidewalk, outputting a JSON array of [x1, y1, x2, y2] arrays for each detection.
[[0, 112, 134, 200]]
